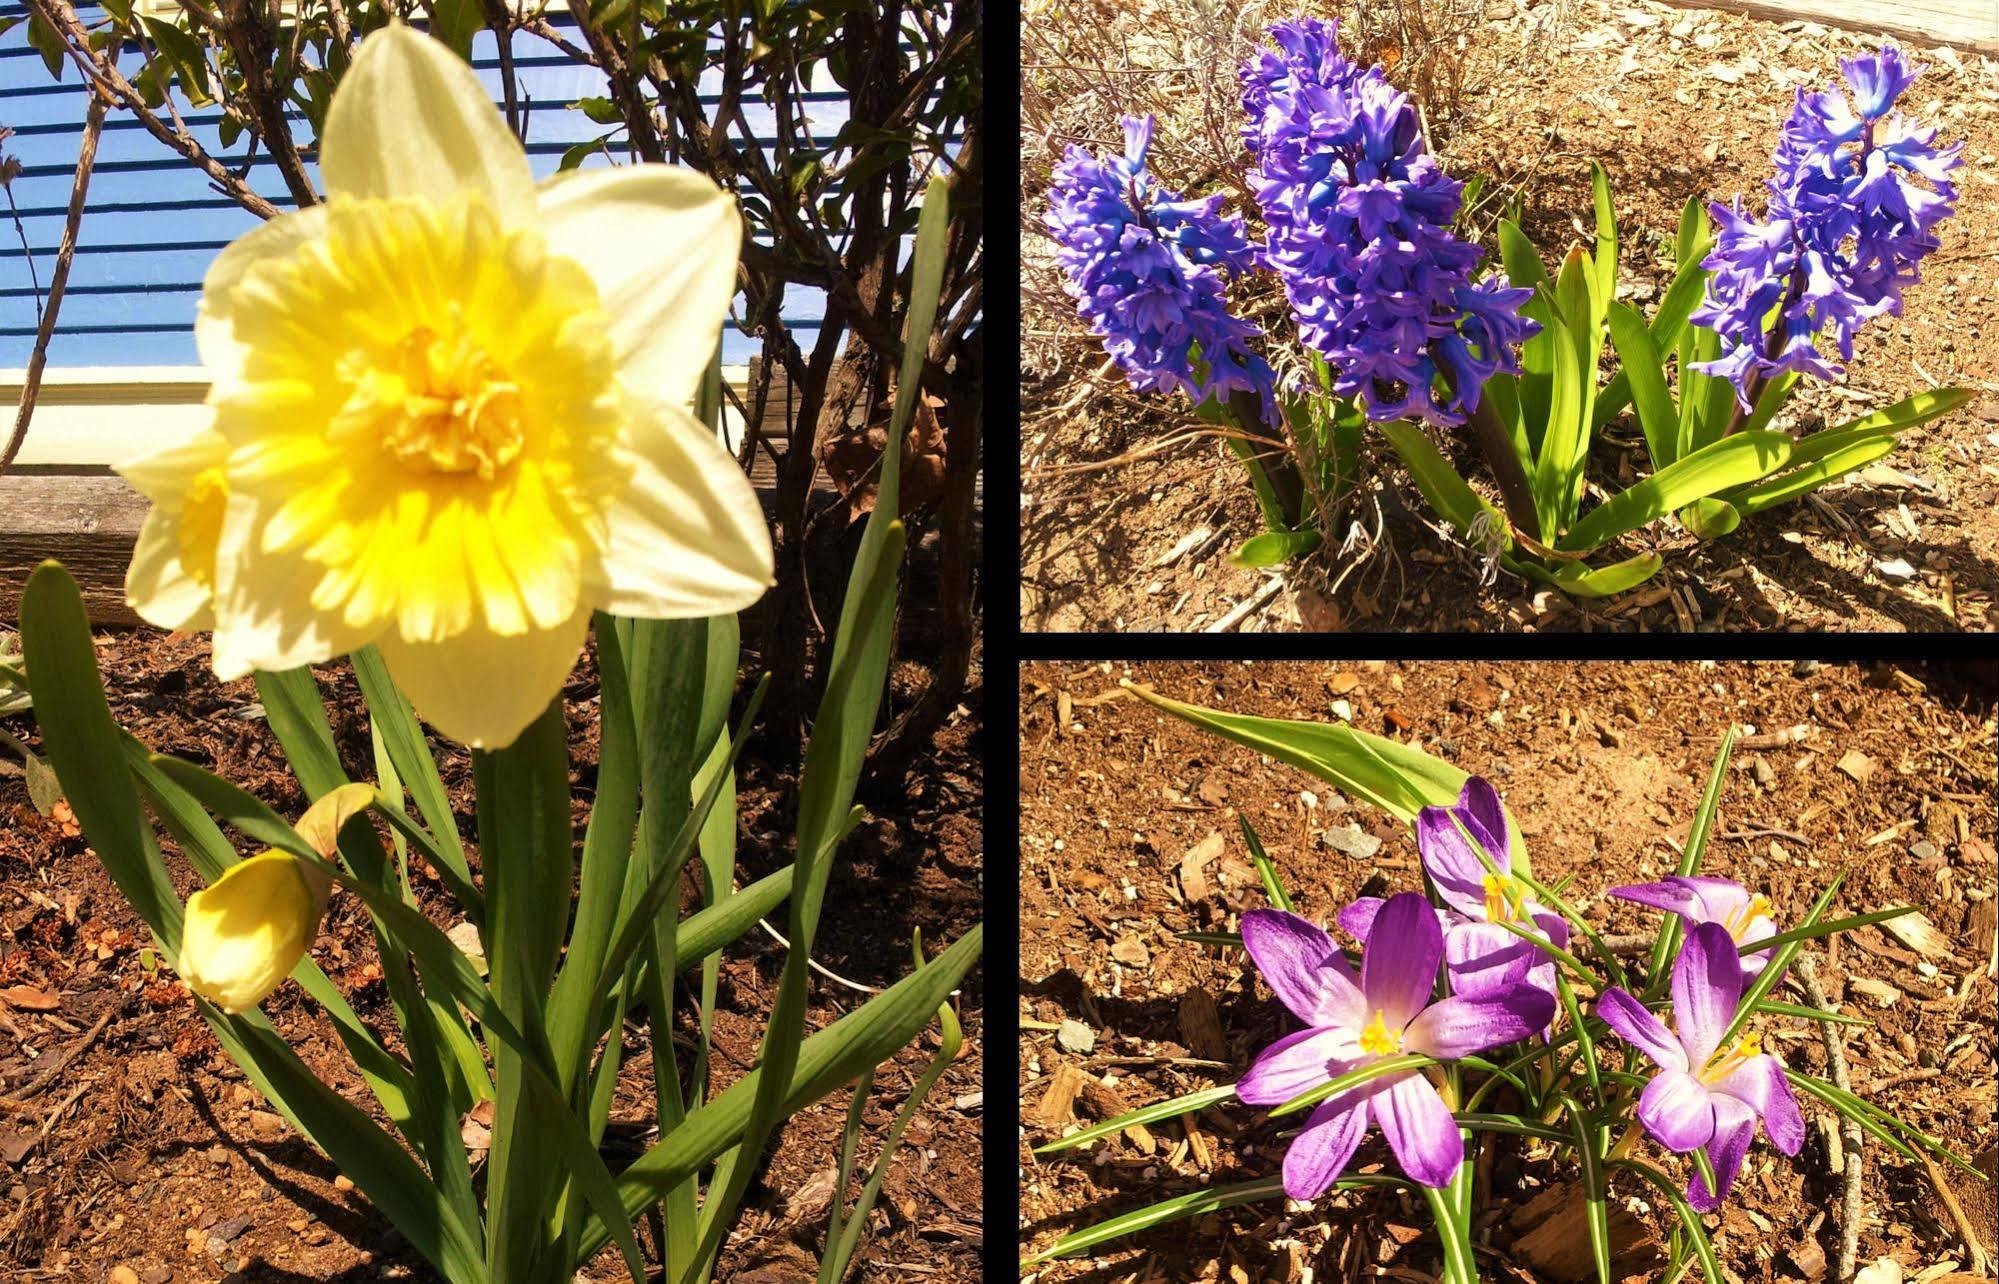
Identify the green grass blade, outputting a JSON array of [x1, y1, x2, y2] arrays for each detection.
[[1612, 1158, 1721, 1283], [1033, 1083, 1238, 1154], [1237, 814, 1292, 911], [1023, 1177, 1288, 1266], [1644, 728, 1734, 999]]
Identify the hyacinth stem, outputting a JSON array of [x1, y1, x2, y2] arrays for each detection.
[[1226, 390, 1306, 527], [1464, 389, 1543, 543]]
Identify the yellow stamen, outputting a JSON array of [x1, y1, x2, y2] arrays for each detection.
[[177, 466, 230, 592], [1701, 1030, 1763, 1084], [1723, 894, 1772, 941], [1359, 1009, 1402, 1057], [1482, 872, 1519, 923], [338, 307, 528, 482]]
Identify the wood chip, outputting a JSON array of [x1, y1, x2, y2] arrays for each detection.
[[1877, 910, 1953, 961], [0, 986, 59, 1012], [1178, 988, 1229, 1062], [1837, 750, 1877, 784], [1078, 1076, 1156, 1154], [1032, 1062, 1089, 1131], [1178, 831, 1226, 904], [1849, 976, 1903, 1007], [1110, 935, 1151, 968]]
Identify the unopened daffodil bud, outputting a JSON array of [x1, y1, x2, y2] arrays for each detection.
[[178, 850, 332, 1014]]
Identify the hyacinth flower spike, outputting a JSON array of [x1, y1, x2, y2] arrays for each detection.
[[1609, 875, 1781, 979], [1238, 892, 1555, 1199], [1338, 779, 1567, 1024], [1596, 922, 1805, 1211], [1696, 45, 1960, 420]]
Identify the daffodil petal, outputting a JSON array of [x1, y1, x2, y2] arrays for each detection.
[[595, 397, 773, 619], [117, 429, 230, 631], [377, 610, 589, 749], [179, 849, 329, 1014], [195, 204, 328, 387], [209, 501, 375, 680], [536, 164, 741, 409], [127, 509, 215, 631], [319, 25, 534, 223]]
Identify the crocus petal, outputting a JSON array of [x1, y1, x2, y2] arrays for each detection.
[[1237, 1026, 1359, 1106], [377, 609, 590, 749], [1714, 1054, 1805, 1156], [1415, 802, 1494, 920], [1404, 985, 1556, 1059], [538, 165, 743, 412], [1372, 1074, 1463, 1188], [1671, 875, 1752, 924], [1456, 777, 1511, 867], [1688, 1094, 1757, 1212], [1442, 920, 1531, 999], [1361, 892, 1444, 1029], [1638, 1068, 1717, 1151], [319, 24, 535, 223], [593, 398, 774, 620], [1282, 1090, 1371, 1201], [1607, 879, 1708, 918], [1337, 896, 1384, 942], [1673, 922, 1745, 1068], [1596, 988, 1689, 1073], [1242, 909, 1366, 1028]]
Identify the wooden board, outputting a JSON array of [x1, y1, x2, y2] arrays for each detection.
[[1651, 0, 1999, 53]]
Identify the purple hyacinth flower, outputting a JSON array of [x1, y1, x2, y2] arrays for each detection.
[[1239, 19, 1535, 427], [1596, 922, 1805, 1212], [1607, 875, 1780, 979], [1339, 780, 1568, 1024], [1693, 46, 1960, 408], [1238, 893, 1556, 1198], [1045, 115, 1280, 423]]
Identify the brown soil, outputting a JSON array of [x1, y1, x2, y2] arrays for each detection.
[[0, 631, 984, 1282], [1018, 661, 1998, 1280], [1021, 0, 1999, 632]]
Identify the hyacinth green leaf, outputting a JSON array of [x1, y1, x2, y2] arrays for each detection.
[[1231, 526, 1322, 567], [1122, 684, 1530, 863], [1827, 384, 1972, 436], [1596, 238, 1713, 431], [1509, 551, 1663, 598], [1591, 162, 1618, 317], [1034, 1083, 1239, 1154], [1535, 311, 1581, 533], [1557, 430, 1790, 553], [1726, 433, 1901, 515], [1740, 369, 1800, 435], [1501, 222, 1556, 445], [1605, 301, 1679, 469], [1674, 195, 1709, 269], [1677, 497, 1741, 540], [1379, 419, 1509, 545]]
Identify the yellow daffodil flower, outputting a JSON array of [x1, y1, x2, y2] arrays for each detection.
[[179, 849, 331, 1014], [177, 782, 373, 1012], [118, 24, 772, 747]]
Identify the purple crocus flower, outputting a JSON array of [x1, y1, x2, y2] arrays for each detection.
[[1238, 893, 1556, 1198], [1694, 47, 1960, 408], [1239, 19, 1535, 427], [1608, 875, 1780, 979], [1596, 922, 1805, 1211], [1044, 115, 1280, 423], [1338, 779, 1569, 1023]]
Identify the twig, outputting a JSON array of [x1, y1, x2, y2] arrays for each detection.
[[1205, 575, 1284, 633], [0, 996, 123, 1110], [754, 919, 966, 1002], [1795, 952, 1863, 1284], [1920, 1150, 1991, 1277], [0, 89, 104, 480]]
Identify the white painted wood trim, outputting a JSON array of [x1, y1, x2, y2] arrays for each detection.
[[4, 364, 763, 467]]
